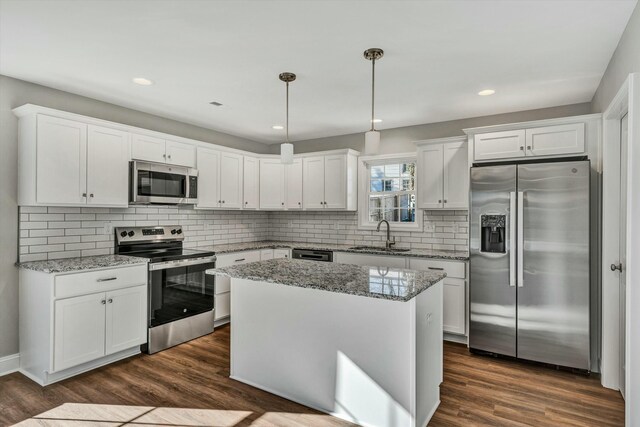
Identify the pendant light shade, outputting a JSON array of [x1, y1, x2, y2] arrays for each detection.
[[364, 48, 384, 154], [279, 72, 296, 164], [364, 130, 381, 155]]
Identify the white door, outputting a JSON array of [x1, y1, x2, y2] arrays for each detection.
[[473, 130, 526, 161], [285, 159, 303, 209], [303, 156, 325, 209], [196, 147, 220, 209], [36, 115, 87, 205], [166, 140, 196, 168], [619, 113, 628, 399], [324, 155, 347, 209], [417, 144, 444, 209], [54, 292, 106, 372], [259, 159, 285, 209], [443, 278, 466, 335], [525, 123, 585, 157], [443, 142, 469, 209], [219, 152, 244, 209], [243, 156, 260, 209], [131, 133, 166, 163], [86, 125, 130, 207], [105, 285, 147, 355]]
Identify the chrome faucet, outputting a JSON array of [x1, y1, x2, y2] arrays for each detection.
[[376, 220, 396, 249]]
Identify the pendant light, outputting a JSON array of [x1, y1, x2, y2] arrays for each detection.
[[364, 48, 384, 155], [279, 72, 296, 164]]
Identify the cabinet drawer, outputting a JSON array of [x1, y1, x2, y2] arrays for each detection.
[[216, 250, 261, 267], [55, 265, 147, 299], [408, 259, 466, 279]]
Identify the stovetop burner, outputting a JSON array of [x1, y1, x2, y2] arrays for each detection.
[[114, 225, 215, 262]]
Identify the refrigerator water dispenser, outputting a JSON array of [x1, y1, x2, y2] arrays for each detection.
[[480, 214, 506, 253]]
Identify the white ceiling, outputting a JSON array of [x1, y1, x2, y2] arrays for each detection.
[[0, 0, 636, 144]]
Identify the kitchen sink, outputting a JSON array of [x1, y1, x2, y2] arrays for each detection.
[[349, 246, 411, 252]]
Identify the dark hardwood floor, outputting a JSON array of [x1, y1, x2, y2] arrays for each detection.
[[0, 325, 624, 426]]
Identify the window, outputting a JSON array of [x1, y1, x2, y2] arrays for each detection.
[[358, 156, 422, 230], [368, 162, 416, 223]]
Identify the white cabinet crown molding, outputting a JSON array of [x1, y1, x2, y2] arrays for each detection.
[[414, 136, 467, 146], [462, 113, 602, 136]]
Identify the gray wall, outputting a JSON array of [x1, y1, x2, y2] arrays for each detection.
[[591, 3, 640, 113], [268, 103, 592, 154], [0, 75, 269, 358]]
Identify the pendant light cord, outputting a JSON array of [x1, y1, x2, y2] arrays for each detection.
[[370, 57, 376, 132], [286, 81, 290, 143]]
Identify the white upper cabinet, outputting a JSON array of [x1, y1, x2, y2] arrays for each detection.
[[259, 158, 286, 209], [417, 143, 444, 209], [301, 152, 357, 210], [131, 134, 196, 168], [285, 159, 303, 209], [219, 152, 243, 209], [86, 125, 130, 207], [130, 133, 166, 164], [417, 138, 468, 210], [443, 142, 469, 209], [525, 123, 585, 157], [35, 115, 87, 205], [166, 140, 197, 168], [324, 155, 347, 209], [303, 156, 325, 209], [473, 130, 525, 161], [467, 118, 591, 163], [243, 156, 260, 209], [196, 147, 221, 209]]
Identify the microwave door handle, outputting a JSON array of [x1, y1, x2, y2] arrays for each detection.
[[517, 191, 524, 288], [509, 192, 516, 287]]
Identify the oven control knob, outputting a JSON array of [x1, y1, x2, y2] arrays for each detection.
[[120, 231, 127, 238], [171, 229, 177, 235], [127, 231, 135, 237], [176, 229, 182, 234]]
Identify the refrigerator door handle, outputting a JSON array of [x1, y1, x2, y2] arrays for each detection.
[[509, 192, 517, 287], [517, 191, 524, 287]]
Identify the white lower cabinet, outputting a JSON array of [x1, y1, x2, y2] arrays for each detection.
[[19, 264, 148, 385], [214, 250, 261, 322], [334, 252, 407, 268]]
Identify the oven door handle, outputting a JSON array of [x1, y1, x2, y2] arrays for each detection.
[[149, 256, 217, 271]]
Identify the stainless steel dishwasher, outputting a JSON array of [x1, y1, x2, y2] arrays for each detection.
[[291, 249, 333, 262]]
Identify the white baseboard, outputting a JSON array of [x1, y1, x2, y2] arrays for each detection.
[[0, 353, 20, 377], [444, 333, 468, 345]]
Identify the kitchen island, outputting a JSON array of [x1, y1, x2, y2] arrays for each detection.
[[208, 258, 446, 427]]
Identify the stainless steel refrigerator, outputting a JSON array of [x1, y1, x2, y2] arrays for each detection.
[[469, 160, 590, 370]]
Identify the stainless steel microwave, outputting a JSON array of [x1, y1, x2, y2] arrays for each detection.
[[129, 161, 198, 205]]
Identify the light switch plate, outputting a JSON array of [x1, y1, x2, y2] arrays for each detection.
[[103, 221, 113, 235]]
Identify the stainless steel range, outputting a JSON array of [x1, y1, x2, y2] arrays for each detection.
[[115, 225, 216, 354]]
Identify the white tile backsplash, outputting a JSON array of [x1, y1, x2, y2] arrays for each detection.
[[17, 207, 468, 262]]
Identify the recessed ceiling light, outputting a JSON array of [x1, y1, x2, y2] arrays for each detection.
[[272, 125, 284, 130], [478, 89, 496, 96], [132, 77, 153, 86], [371, 119, 382, 123]]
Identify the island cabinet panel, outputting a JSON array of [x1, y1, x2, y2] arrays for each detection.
[[334, 252, 407, 268], [230, 277, 443, 427]]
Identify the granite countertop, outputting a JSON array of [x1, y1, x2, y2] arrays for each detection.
[[208, 258, 446, 302], [200, 240, 469, 261], [17, 255, 148, 274]]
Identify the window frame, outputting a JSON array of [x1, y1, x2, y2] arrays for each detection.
[[358, 153, 423, 231]]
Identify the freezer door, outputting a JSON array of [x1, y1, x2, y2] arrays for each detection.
[[517, 161, 590, 370], [469, 165, 517, 356]]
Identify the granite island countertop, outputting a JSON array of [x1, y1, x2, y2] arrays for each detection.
[[208, 258, 446, 302], [198, 240, 469, 261], [17, 254, 148, 274]]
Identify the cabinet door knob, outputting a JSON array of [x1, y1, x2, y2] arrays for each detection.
[[163, 154, 166, 158], [527, 146, 532, 150], [298, 202, 301, 205], [245, 201, 248, 205], [222, 200, 225, 203], [281, 202, 285, 205], [101, 300, 106, 305], [218, 200, 221, 203], [443, 199, 447, 203], [520, 146, 525, 151], [90, 193, 94, 198], [82, 193, 87, 198], [107, 298, 113, 304], [168, 154, 172, 159], [438, 200, 442, 203]]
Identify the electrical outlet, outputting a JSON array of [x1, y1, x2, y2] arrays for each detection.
[[103, 221, 113, 235], [288, 220, 293, 228], [425, 223, 435, 233]]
